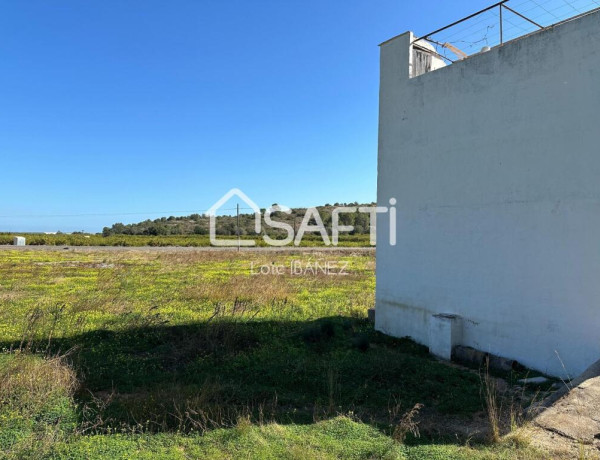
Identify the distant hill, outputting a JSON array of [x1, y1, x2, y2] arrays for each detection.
[[102, 203, 376, 237]]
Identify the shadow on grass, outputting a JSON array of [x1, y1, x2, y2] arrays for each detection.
[[1, 317, 484, 437]]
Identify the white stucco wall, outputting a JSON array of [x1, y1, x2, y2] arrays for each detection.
[[375, 11, 600, 378]]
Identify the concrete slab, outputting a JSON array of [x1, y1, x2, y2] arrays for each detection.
[[535, 375, 600, 443]]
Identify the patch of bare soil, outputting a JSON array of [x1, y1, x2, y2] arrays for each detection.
[[418, 407, 492, 442], [416, 361, 534, 443]]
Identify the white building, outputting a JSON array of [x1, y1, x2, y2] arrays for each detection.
[[375, 10, 600, 378]]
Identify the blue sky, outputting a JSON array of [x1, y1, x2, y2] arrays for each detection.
[[0, 0, 565, 232]]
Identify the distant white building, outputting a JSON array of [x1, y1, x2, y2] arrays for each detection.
[[13, 236, 25, 246], [375, 9, 600, 378]]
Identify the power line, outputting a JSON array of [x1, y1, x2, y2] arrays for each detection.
[[0, 204, 370, 220], [0, 207, 257, 219]]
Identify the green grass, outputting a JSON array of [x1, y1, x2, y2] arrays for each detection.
[[47, 416, 539, 460], [0, 249, 545, 458]]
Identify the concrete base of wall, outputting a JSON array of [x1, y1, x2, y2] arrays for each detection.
[[367, 308, 375, 322], [453, 345, 525, 373]]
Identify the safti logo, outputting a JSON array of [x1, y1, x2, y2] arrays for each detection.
[[207, 188, 397, 247], [207, 188, 261, 247]]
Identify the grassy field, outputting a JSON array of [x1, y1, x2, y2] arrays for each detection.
[[0, 233, 372, 247], [0, 249, 546, 458]]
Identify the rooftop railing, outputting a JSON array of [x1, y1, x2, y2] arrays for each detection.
[[413, 0, 600, 63]]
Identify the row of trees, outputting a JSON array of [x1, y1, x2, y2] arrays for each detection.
[[102, 203, 376, 237]]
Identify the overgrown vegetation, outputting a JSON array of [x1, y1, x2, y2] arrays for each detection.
[[0, 353, 78, 458], [0, 249, 548, 458], [0, 232, 372, 247]]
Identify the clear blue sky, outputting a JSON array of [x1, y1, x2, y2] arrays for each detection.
[[0, 0, 533, 232]]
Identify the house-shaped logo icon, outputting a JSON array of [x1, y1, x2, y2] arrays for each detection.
[[207, 188, 261, 247]]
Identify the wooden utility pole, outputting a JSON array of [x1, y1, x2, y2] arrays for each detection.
[[237, 203, 240, 252]]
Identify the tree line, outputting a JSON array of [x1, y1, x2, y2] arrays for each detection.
[[102, 203, 376, 237]]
